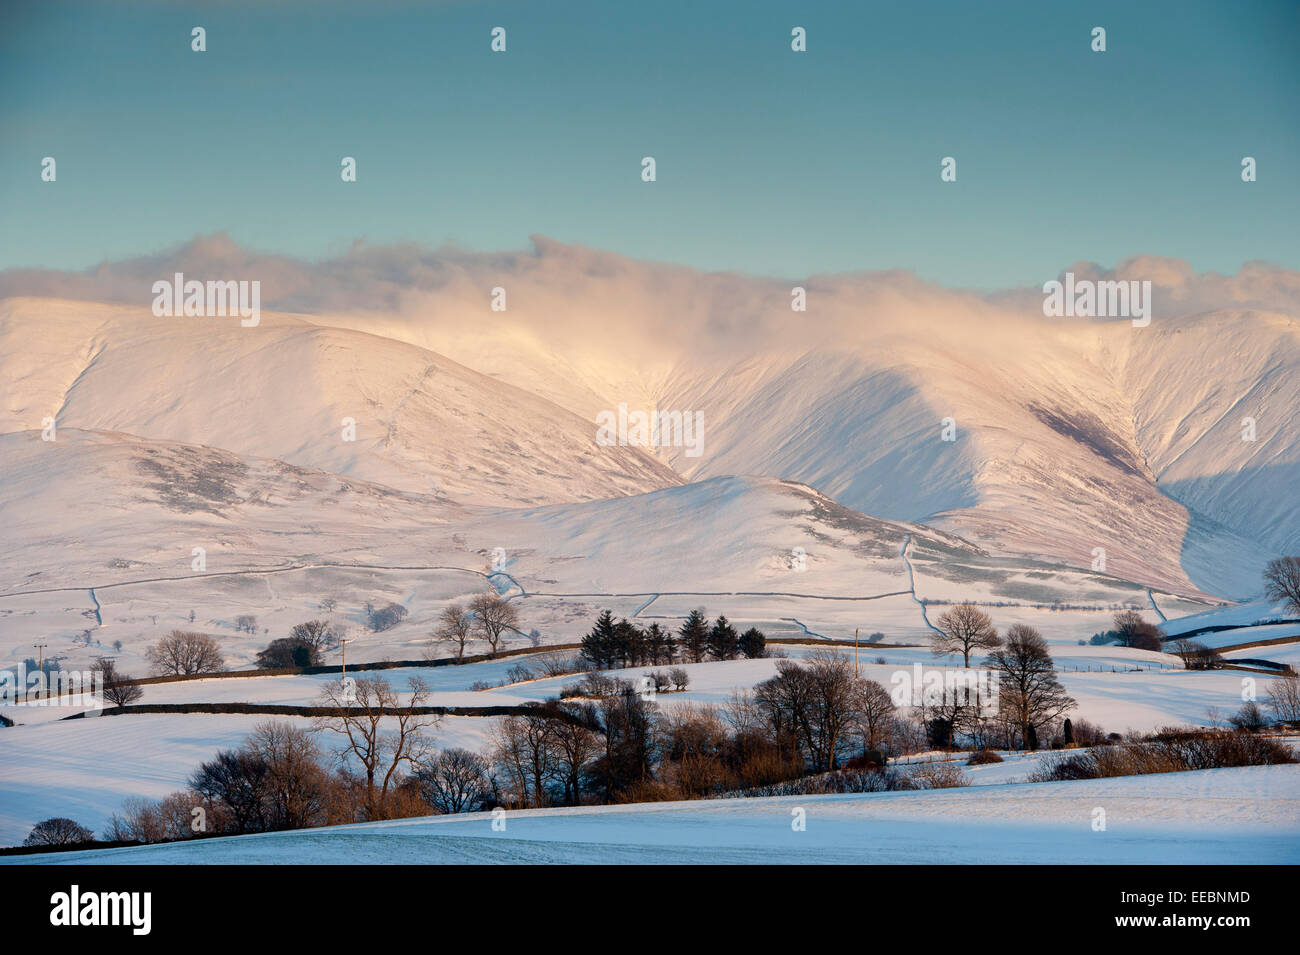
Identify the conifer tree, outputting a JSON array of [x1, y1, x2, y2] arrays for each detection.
[[678, 609, 709, 663], [707, 615, 740, 660], [581, 610, 620, 668]]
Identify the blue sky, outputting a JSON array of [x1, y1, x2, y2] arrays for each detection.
[[1, 0, 1297, 287]]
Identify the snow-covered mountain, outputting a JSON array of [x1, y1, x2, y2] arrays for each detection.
[[2, 241, 1297, 604], [296, 246, 1299, 600], [0, 297, 678, 509]]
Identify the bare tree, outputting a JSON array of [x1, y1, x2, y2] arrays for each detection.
[[91, 658, 144, 707], [234, 614, 258, 634], [316, 676, 439, 820], [1266, 669, 1300, 725], [147, 631, 225, 676], [932, 603, 1000, 667], [24, 817, 93, 846], [188, 750, 271, 834], [430, 604, 474, 661], [1264, 557, 1300, 615], [412, 748, 494, 814], [289, 620, 338, 654], [469, 593, 519, 658], [987, 624, 1075, 750], [542, 703, 602, 806], [853, 678, 896, 753]]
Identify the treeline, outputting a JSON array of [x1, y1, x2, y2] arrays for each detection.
[[490, 651, 899, 807], [579, 609, 766, 668]]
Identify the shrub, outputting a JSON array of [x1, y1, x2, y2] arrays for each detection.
[[967, 749, 1003, 765], [1028, 729, 1296, 782], [561, 673, 632, 699], [724, 767, 915, 798], [1229, 702, 1267, 732], [534, 653, 584, 678], [909, 761, 970, 789], [845, 749, 888, 769], [505, 663, 534, 685]]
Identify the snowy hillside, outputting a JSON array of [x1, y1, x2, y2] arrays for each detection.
[[0, 297, 679, 508], [0, 430, 1197, 674], [10, 764, 1297, 865]]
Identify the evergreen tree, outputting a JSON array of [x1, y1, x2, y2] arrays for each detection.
[[678, 609, 709, 663], [707, 615, 740, 660], [738, 627, 767, 659], [613, 618, 644, 667], [644, 622, 674, 664], [581, 610, 620, 668]]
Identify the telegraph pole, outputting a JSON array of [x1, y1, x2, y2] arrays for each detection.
[[33, 643, 47, 701]]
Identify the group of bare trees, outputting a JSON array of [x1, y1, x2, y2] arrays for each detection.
[[929, 604, 1076, 750], [986, 625, 1077, 750], [366, 601, 409, 632], [430, 593, 519, 660], [108, 720, 342, 841], [488, 653, 917, 807], [105, 673, 443, 843], [746, 654, 884, 772]]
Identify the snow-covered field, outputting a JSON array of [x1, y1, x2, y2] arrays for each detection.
[[10, 765, 1298, 865], [3, 639, 1293, 846]]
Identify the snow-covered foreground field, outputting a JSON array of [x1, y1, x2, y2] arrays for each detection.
[[10, 765, 1298, 865], [0, 713, 498, 845]]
